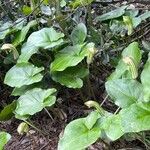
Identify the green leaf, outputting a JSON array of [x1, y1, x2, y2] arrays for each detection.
[[0, 19, 25, 40], [43, 0, 49, 5], [105, 79, 143, 108], [108, 60, 127, 80], [108, 42, 141, 80], [0, 22, 12, 40], [132, 17, 142, 28], [17, 42, 38, 63], [96, 6, 127, 22], [71, 23, 87, 45], [139, 11, 150, 21], [15, 88, 56, 119], [131, 11, 150, 28], [0, 132, 11, 150], [109, 20, 126, 36], [84, 111, 100, 130], [27, 28, 64, 49], [60, 0, 66, 7], [50, 45, 86, 72], [120, 102, 150, 132], [51, 66, 89, 88], [101, 114, 124, 141], [22, 5, 32, 15], [141, 56, 150, 102], [14, 18, 26, 30], [11, 83, 41, 96], [0, 101, 16, 121], [58, 117, 101, 150], [13, 20, 37, 46], [4, 63, 44, 88], [70, 0, 94, 8], [125, 9, 139, 17]]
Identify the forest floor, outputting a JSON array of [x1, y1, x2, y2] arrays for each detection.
[[0, 74, 147, 150]]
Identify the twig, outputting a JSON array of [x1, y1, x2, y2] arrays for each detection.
[[44, 108, 54, 121], [100, 95, 108, 106], [114, 107, 121, 114], [132, 27, 150, 42], [131, 21, 150, 37]]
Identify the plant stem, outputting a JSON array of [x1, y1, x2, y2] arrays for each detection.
[[55, 0, 61, 16], [114, 107, 120, 114], [24, 120, 46, 135], [44, 108, 54, 121], [87, 65, 96, 100], [100, 95, 108, 106]]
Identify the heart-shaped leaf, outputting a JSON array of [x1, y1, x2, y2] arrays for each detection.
[[15, 88, 56, 119], [71, 23, 87, 45], [17, 42, 39, 63], [27, 28, 64, 49], [4, 63, 44, 88], [58, 113, 101, 150], [101, 114, 124, 141], [0, 22, 13, 40], [105, 79, 143, 108], [96, 6, 127, 22], [50, 45, 87, 72], [51, 66, 89, 88], [0, 132, 11, 150], [84, 111, 100, 130], [120, 102, 150, 132], [13, 20, 37, 46], [11, 83, 41, 96]]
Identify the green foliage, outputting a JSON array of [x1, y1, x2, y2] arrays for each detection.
[[0, 18, 26, 40], [0, 101, 16, 121], [71, 23, 87, 45], [4, 63, 44, 88], [58, 42, 150, 149], [50, 45, 86, 72], [141, 55, 150, 102], [70, 0, 94, 8], [108, 42, 141, 80], [96, 6, 150, 35], [26, 28, 64, 49], [0, 132, 11, 150], [58, 111, 101, 150], [96, 6, 127, 22], [15, 88, 56, 120], [1, 2, 150, 149], [51, 66, 89, 88], [100, 114, 124, 141], [105, 79, 143, 108], [13, 20, 37, 46], [120, 102, 150, 133], [17, 43, 39, 63]]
